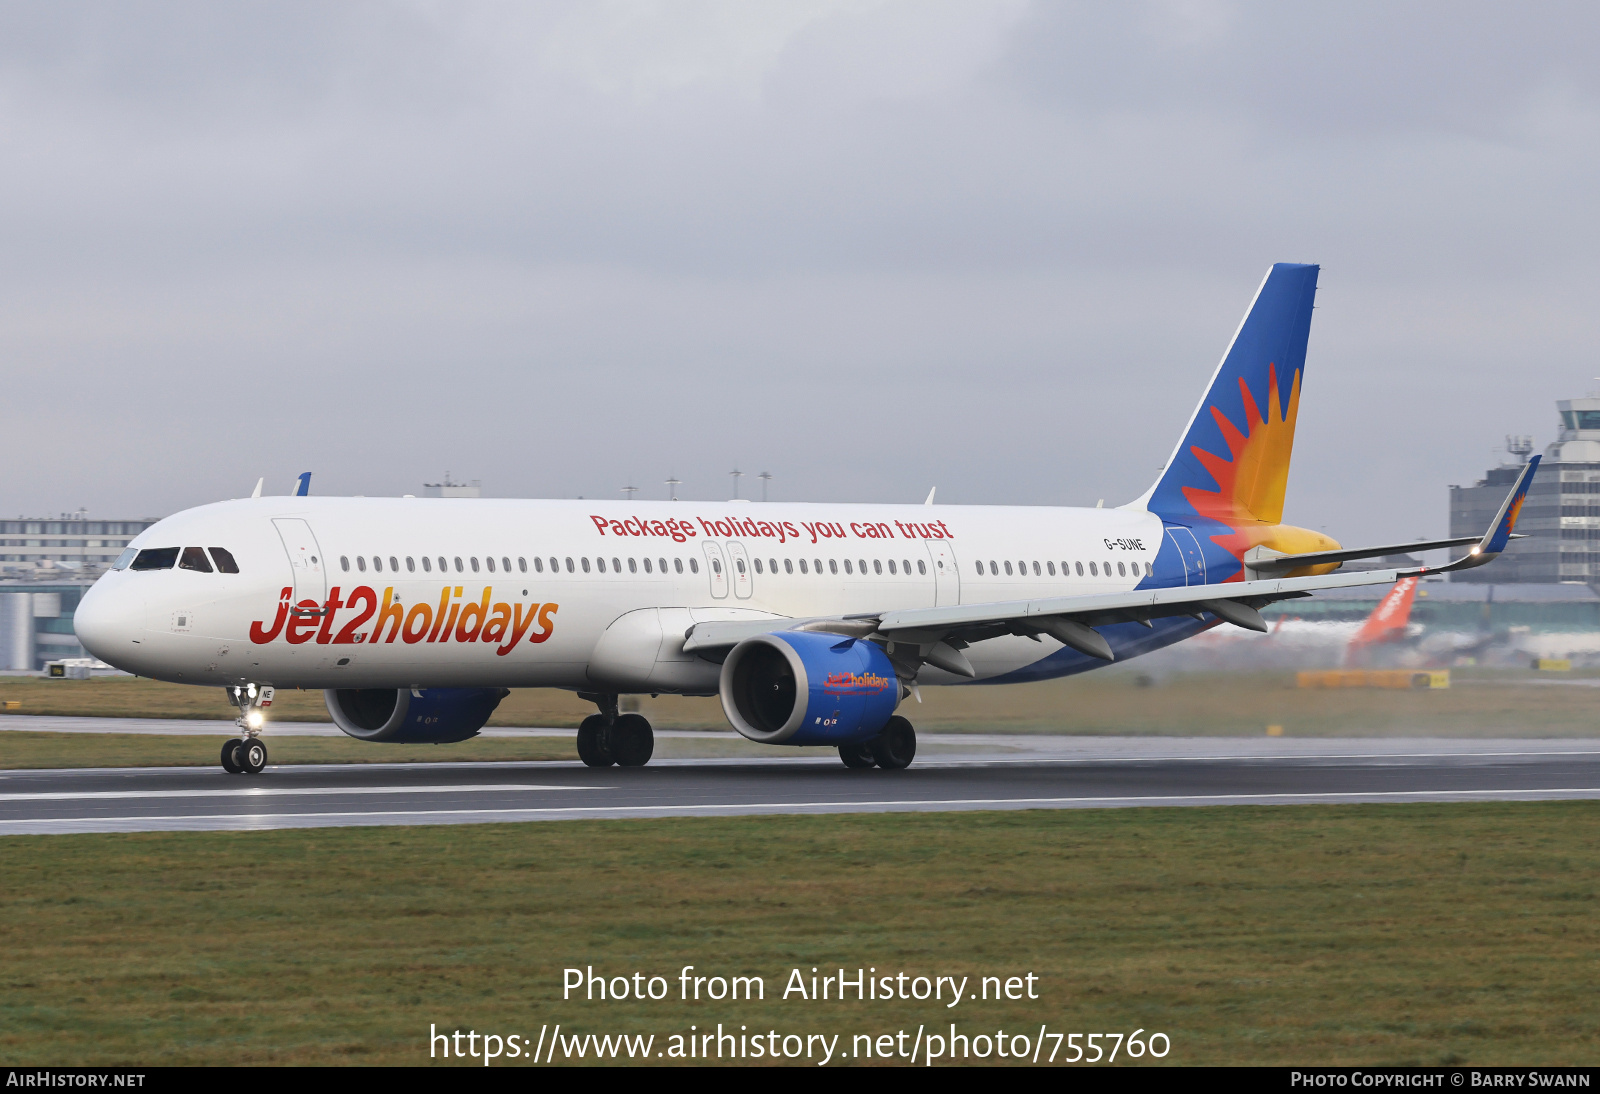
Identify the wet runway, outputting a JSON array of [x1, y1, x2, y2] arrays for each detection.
[[2, 738, 1598, 834]]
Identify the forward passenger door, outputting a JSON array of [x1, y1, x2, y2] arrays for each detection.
[[272, 518, 326, 607]]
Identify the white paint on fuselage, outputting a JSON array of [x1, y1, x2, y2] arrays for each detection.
[[74, 497, 1166, 692]]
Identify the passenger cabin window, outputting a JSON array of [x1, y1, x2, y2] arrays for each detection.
[[1004, 561, 1013, 576], [597, 558, 607, 573], [454, 557, 464, 572], [1076, 562, 1085, 576], [1089, 562, 1098, 575], [340, 556, 351, 572], [554, 558, 563, 572], [612, 557, 620, 572], [1033, 561, 1041, 576], [130, 547, 179, 571], [828, 560, 838, 575], [798, 559, 808, 574], [1047, 561, 1056, 576], [843, 560, 852, 574], [630, 558, 639, 573], [581, 558, 591, 573], [1118, 561, 1126, 576], [486, 557, 496, 572], [471, 557, 480, 573], [785, 559, 794, 574], [689, 558, 699, 574], [179, 546, 212, 573], [917, 560, 926, 575], [518, 557, 527, 573], [658, 558, 667, 573], [389, 556, 398, 572], [533, 557, 543, 573], [439, 557, 448, 572], [422, 557, 432, 572], [502, 557, 511, 572], [357, 556, 368, 572], [372, 557, 382, 572], [858, 559, 867, 573], [753, 559, 763, 574], [406, 557, 415, 572]]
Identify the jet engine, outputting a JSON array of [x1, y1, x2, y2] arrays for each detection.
[[719, 631, 898, 746], [324, 687, 509, 743]]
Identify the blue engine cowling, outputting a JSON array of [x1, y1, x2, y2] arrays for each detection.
[[324, 687, 509, 743], [719, 631, 899, 746]]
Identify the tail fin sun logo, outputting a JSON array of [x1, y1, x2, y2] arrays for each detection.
[[1183, 362, 1302, 530]]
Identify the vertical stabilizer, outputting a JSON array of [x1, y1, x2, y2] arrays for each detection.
[[1131, 263, 1320, 526], [1347, 576, 1420, 663]]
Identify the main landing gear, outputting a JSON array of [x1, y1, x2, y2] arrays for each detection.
[[576, 693, 655, 769], [221, 683, 274, 775], [838, 716, 917, 771]]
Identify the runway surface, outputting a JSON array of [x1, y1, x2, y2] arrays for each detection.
[[2, 737, 1598, 834]]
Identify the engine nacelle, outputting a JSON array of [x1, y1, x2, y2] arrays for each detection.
[[324, 687, 509, 743], [719, 631, 898, 746]]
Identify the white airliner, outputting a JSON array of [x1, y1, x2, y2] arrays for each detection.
[[73, 264, 1535, 774]]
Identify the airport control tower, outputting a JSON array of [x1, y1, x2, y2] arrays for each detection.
[[1449, 396, 1600, 584]]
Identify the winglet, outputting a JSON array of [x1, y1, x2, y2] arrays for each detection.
[[295, 472, 312, 497], [1406, 455, 1539, 576], [1481, 454, 1539, 554], [924, 487, 936, 506], [250, 478, 263, 499]]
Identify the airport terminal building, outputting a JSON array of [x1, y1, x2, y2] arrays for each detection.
[[0, 515, 159, 670], [1450, 396, 1600, 585]]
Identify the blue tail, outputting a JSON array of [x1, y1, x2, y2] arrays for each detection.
[[1133, 263, 1319, 527]]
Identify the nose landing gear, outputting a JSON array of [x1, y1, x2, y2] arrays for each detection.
[[222, 684, 275, 775]]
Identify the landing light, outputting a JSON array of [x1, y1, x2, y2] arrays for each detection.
[[247, 683, 258, 698], [246, 710, 264, 729]]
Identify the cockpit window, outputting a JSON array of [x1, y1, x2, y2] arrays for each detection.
[[209, 548, 240, 574], [131, 547, 180, 571], [179, 547, 213, 573], [112, 547, 137, 571]]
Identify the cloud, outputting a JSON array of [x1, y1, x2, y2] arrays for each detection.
[[0, 1, 1595, 548]]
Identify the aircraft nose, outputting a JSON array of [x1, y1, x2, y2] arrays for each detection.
[[73, 580, 144, 663]]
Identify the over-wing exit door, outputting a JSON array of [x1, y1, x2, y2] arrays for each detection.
[[924, 540, 960, 606]]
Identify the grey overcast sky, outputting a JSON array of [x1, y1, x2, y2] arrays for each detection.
[[2, 1, 1597, 544]]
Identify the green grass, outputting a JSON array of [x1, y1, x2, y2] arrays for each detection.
[[2, 803, 1597, 1065], [5, 667, 1599, 737]]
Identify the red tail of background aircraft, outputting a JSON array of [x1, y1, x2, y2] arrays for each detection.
[[1345, 577, 1420, 664]]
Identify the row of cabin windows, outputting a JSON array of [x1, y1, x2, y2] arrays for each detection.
[[333, 554, 940, 578], [977, 559, 1151, 578], [120, 546, 240, 573], [742, 558, 926, 576], [340, 554, 702, 576]]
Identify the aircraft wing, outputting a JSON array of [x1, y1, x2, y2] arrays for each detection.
[[682, 459, 1539, 678], [1249, 457, 1540, 577], [684, 565, 1405, 675]]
